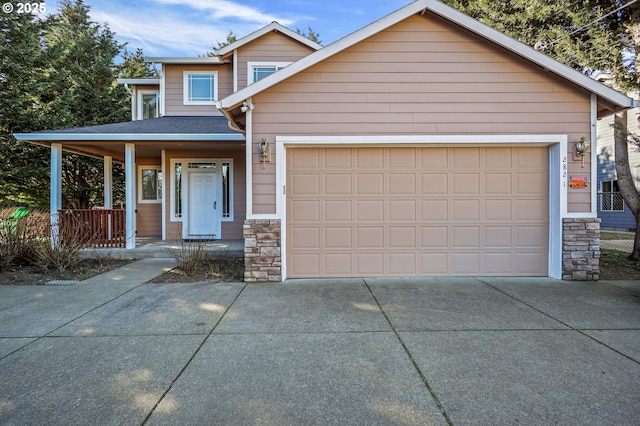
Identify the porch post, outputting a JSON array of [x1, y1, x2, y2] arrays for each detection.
[[50, 143, 62, 245], [125, 143, 136, 249], [104, 155, 113, 209]]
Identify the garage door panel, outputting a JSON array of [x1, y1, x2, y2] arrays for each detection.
[[325, 254, 352, 275], [325, 227, 352, 248], [389, 253, 417, 275], [287, 147, 548, 278], [452, 252, 480, 274], [389, 226, 417, 248], [291, 253, 320, 276], [516, 199, 547, 221], [389, 173, 416, 194], [421, 226, 448, 248], [485, 199, 512, 221], [420, 253, 448, 274], [485, 173, 512, 193], [388, 200, 416, 221], [357, 200, 384, 221], [485, 227, 512, 248], [421, 174, 447, 193], [291, 227, 320, 249], [421, 148, 448, 168], [325, 174, 352, 194], [453, 148, 480, 168], [325, 200, 352, 221], [291, 200, 321, 221], [357, 253, 384, 275], [452, 200, 480, 221], [356, 227, 384, 248], [452, 226, 480, 248], [453, 173, 481, 194]]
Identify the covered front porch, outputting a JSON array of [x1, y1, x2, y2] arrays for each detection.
[[14, 116, 246, 249]]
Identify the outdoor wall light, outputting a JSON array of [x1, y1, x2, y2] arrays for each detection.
[[240, 101, 254, 113], [575, 137, 590, 168], [259, 137, 270, 169]]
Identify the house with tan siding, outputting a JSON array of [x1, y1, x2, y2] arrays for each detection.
[[14, 0, 636, 281]]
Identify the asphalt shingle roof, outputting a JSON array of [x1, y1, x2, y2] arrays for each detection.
[[42, 116, 239, 135]]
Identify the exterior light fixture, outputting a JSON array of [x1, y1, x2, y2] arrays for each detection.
[[240, 101, 253, 113], [259, 137, 270, 169], [575, 137, 590, 168]]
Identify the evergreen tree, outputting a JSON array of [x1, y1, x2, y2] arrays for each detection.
[[0, 5, 50, 207]]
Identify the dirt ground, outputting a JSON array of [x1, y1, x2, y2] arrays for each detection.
[[0, 252, 637, 285]]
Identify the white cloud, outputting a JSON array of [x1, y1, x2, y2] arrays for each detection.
[[91, 9, 259, 56], [154, 0, 294, 25]]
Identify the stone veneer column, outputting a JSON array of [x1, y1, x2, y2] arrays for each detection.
[[243, 219, 282, 282], [562, 218, 600, 280]]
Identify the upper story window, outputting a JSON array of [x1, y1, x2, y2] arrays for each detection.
[[138, 91, 159, 120], [600, 180, 624, 212], [184, 71, 218, 105], [247, 62, 291, 85]]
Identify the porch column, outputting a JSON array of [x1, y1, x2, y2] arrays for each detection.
[[125, 143, 136, 249], [50, 143, 62, 244], [104, 155, 113, 209]]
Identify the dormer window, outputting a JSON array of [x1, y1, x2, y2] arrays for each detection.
[[184, 71, 218, 105], [248, 62, 291, 84]]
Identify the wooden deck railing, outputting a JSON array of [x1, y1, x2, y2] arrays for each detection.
[[58, 209, 126, 248]]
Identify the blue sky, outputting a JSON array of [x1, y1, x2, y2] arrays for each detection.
[[46, 0, 411, 57]]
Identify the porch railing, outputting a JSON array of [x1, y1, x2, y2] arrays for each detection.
[[58, 209, 126, 248]]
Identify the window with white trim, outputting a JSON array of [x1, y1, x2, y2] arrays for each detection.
[[138, 91, 159, 120], [183, 71, 218, 104], [600, 180, 624, 211], [170, 159, 234, 221], [138, 167, 162, 203], [247, 62, 291, 84]]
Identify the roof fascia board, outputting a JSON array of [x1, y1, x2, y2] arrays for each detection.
[[144, 57, 223, 64], [220, 0, 633, 110], [117, 78, 161, 85], [217, 22, 322, 56], [425, 0, 634, 108], [13, 133, 245, 141], [219, 1, 428, 108]]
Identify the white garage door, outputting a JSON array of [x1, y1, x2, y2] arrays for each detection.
[[286, 146, 549, 278]]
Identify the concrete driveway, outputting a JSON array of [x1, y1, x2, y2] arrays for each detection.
[[0, 258, 639, 425]]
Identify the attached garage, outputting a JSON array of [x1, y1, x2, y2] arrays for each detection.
[[286, 145, 549, 278]]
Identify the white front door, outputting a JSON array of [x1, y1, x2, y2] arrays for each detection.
[[184, 171, 221, 239]]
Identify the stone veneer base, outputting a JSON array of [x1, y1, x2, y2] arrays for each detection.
[[562, 218, 600, 281], [243, 219, 282, 282]]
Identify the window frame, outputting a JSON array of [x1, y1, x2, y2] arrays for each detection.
[[137, 90, 160, 120], [600, 179, 624, 212], [247, 61, 291, 85], [138, 166, 162, 204], [183, 71, 218, 105]]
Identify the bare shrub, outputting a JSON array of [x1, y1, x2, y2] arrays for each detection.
[[0, 209, 49, 271], [169, 239, 210, 276], [35, 214, 97, 274]]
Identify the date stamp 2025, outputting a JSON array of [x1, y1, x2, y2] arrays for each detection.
[[3, 2, 46, 14]]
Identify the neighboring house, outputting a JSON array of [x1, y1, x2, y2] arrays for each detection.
[[14, 0, 637, 281], [596, 81, 640, 231]]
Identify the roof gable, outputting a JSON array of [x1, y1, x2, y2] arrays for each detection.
[[218, 0, 635, 113], [217, 22, 322, 58]]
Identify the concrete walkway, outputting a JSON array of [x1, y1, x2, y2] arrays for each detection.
[[0, 260, 639, 425]]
